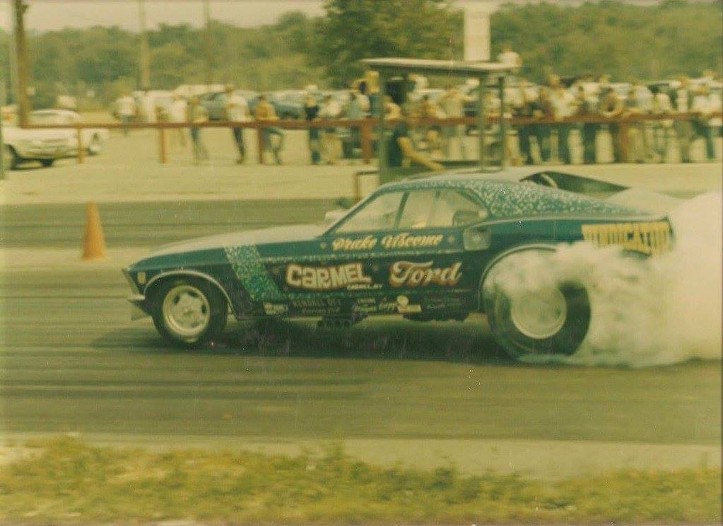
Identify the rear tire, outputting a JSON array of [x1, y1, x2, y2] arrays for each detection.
[[482, 252, 591, 360], [151, 278, 227, 348]]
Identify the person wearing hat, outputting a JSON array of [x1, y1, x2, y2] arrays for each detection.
[[254, 94, 284, 165], [304, 91, 321, 165]]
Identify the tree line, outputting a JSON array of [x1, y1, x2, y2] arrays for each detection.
[[0, 0, 720, 110]]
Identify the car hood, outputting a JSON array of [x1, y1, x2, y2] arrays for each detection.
[[148, 224, 325, 257]]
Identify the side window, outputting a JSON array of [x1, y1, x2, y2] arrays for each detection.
[[398, 188, 489, 229], [398, 190, 436, 229], [432, 189, 489, 227], [335, 191, 404, 233]]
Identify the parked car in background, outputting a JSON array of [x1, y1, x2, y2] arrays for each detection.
[[2, 125, 74, 169], [270, 90, 308, 119], [29, 109, 110, 155], [200, 90, 259, 121], [134, 90, 175, 122]]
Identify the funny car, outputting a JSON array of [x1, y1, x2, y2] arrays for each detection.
[[123, 169, 674, 360]]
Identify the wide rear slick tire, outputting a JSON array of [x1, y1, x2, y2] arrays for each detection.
[[151, 278, 227, 348], [483, 258, 591, 360]]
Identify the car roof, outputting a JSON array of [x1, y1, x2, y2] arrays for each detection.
[[377, 168, 647, 219]]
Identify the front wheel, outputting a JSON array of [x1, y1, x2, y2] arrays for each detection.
[[40, 159, 55, 167], [151, 279, 227, 348], [483, 256, 591, 360]]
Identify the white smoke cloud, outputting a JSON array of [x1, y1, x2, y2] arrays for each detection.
[[493, 191, 722, 368]]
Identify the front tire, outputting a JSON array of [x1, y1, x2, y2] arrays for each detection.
[[88, 135, 102, 155], [40, 159, 55, 167], [3, 145, 19, 169], [483, 254, 591, 360], [151, 279, 227, 348]]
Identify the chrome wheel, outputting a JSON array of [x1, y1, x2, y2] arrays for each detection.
[[152, 278, 228, 348], [161, 284, 212, 340], [482, 249, 591, 360], [509, 286, 567, 340]]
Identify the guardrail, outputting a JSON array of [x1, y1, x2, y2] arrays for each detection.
[[21, 111, 721, 165]]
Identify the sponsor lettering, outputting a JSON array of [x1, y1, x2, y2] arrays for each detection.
[[582, 221, 671, 255], [398, 304, 422, 314], [389, 261, 462, 288], [286, 263, 372, 291], [332, 236, 378, 251], [263, 303, 288, 315], [291, 298, 341, 308], [381, 233, 444, 250], [332, 233, 445, 251]]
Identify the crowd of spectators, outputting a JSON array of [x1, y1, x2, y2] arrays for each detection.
[[496, 72, 723, 165], [112, 68, 722, 167]]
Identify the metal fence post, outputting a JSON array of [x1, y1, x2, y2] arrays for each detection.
[[76, 125, 85, 164]]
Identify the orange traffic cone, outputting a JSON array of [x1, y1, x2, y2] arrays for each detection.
[[82, 202, 107, 260]]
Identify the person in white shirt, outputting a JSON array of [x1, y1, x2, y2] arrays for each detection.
[[318, 94, 342, 164], [671, 76, 694, 162], [649, 85, 673, 162], [169, 93, 188, 148], [115, 93, 136, 136], [438, 85, 467, 160], [225, 85, 250, 164], [547, 74, 577, 164], [497, 43, 522, 74], [141, 91, 157, 124]]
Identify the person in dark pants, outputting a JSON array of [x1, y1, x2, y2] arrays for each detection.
[[515, 81, 551, 165], [254, 94, 284, 165], [224, 84, 250, 164], [691, 83, 717, 161], [188, 96, 209, 163], [304, 92, 321, 165], [529, 86, 552, 163], [575, 84, 599, 164], [548, 74, 577, 164], [599, 86, 624, 163]]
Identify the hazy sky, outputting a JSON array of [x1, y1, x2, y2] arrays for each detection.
[[0, 0, 690, 33], [7, 0, 328, 32]]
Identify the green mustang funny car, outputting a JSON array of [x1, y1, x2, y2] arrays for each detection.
[[123, 169, 674, 360]]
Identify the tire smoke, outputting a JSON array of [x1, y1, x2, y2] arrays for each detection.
[[518, 191, 722, 367]]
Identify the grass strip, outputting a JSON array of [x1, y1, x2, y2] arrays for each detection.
[[1, 436, 720, 525]]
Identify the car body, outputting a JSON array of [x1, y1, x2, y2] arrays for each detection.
[[123, 168, 674, 360], [200, 90, 259, 121], [29, 109, 110, 155], [270, 90, 308, 120], [2, 125, 75, 169]]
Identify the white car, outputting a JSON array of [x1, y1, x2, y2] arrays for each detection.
[[29, 109, 110, 155], [2, 125, 74, 169]]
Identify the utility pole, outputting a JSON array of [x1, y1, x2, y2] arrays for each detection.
[[204, 0, 213, 86], [138, 0, 151, 89], [1, 81, 6, 179], [13, 0, 30, 126]]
